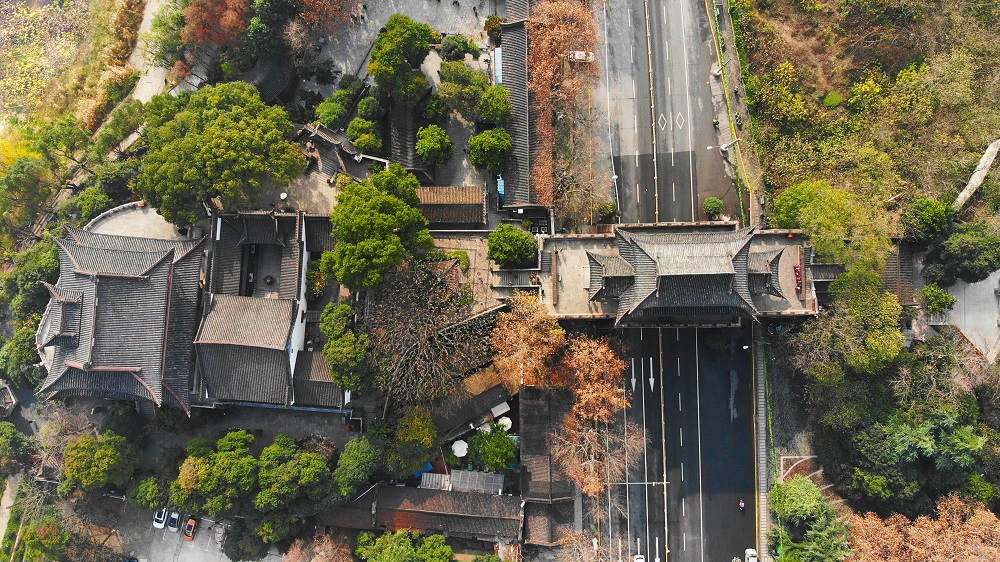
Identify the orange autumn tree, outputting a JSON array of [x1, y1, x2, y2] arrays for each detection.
[[526, 0, 599, 206], [491, 291, 566, 388], [562, 336, 629, 423], [848, 494, 1000, 561], [182, 0, 248, 51]]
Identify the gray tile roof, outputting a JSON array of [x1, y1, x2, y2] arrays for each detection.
[[195, 294, 295, 406], [749, 248, 784, 298], [37, 232, 205, 412], [209, 212, 302, 300], [591, 227, 759, 325], [196, 294, 293, 349], [291, 350, 344, 408], [389, 103, 425, 170], [520, 387, 574, 503], [416, 186, 487, 224], [320, 485, 522, 541], [500, 21, 532, 206], [304, 215, 335, 253]]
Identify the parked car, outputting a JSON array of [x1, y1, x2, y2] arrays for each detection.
[[745, 548, 759, 562], [167, 512, 180, 532], [152, 508, 168, 529], [183, 517, 198, 541]]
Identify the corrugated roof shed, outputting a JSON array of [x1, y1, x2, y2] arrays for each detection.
[[416, 186, 487, 224]]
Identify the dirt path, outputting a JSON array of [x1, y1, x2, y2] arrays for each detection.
[[127, 0, 172, 103]]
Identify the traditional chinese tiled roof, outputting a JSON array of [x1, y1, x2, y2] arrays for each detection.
[[36, 231, 205, 412], [520, 387, 575, 503], [416, 186, 487, 225], [208, 212, 302, 300], [194, 294, 294, 406], [595, 227, 758, 325], [500, 21, 532, 206], [304, 215, 335, 253], [749, 248, 785, 298], [291, 350, 344, 408], [318, 485, 522, 541]]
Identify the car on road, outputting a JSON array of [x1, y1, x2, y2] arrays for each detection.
[[167, 511, 180, 532], [183, 517, 198, 541], [745, 548, 758, 562], [152, 508, 168, 529]]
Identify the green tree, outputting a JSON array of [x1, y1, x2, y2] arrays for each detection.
[[438, 61, 489, 119], [702, 196, 724, 218], [368, 14, 435, 105], [326, 170, 432, 290], [88, 159, 141, 202], [129, 476, 167, 510], [316, 95, 349, 127], [469, 129, 512, 173], [357, 96, 385, 120], [441, 34, 481, 61], [255, 435, 337, 520], [487, 223, 537, 268], [354, 133, 383, 153], [415, 125, 454, 167], [171, 430, 260, 518], [69, 186, 115, 222], [0, 237, 59, 322], [0, 156, 53, 233], [484, 15, 504, 43], [478, 85, 512, 125], [0, 421, 36, 475], [347, 118, 379, 141], [902, 197, 953, 248], [770, 475, 832, 528], [93, 99, 147, 158], [356, 531, 420, 562], [64, 430, 138, 490], [473, 556, 503, 562], [421, 95, 449, 123], [145, 3, 185, 67], [469, 422, 515, 472], [333, 435, 382, 499], [924, 220, 1000, 286], [32, 116, 94, 173], [22, 516, 72, 562], [319, 302, 370, 390], [137, 82, 306, 225], [918, 283, 956, 313], [0, 325, 44, 389], [415, 534, 454, 562], [389, 407, 437, 476]]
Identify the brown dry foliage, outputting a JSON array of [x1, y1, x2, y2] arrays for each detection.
[[299, 0, 357, 32], [847, 494, 1000, 562], [526, 0, 599, 206], [562, 336, 629, 423], [491, 291, 566, 388], [284, 534, 353, 562], [550, 415, 646, 496], [182, 0, 248, 49]]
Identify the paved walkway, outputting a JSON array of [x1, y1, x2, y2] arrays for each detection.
[[0, 474, 22, 545], [128, 0, 172, 103], [947, 269, 1000, 361]]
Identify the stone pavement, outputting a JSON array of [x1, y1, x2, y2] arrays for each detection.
[[0, 474, 22, 546], [946, 269, 1000, 361]]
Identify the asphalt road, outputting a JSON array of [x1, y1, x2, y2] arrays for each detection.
[[604, 0, 732, 224], [611, 327, 755, 562]]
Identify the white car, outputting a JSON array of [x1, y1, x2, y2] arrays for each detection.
[[745, 548, 759, 562], [152, 507, 168, 529]]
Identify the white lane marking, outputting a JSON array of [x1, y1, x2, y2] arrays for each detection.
[[628, 7, 632, 25], [679, 427, 683, 447], [624, 387, 631, 556], [683, 533, 687, 552], [636, 183, 640, 204], [642, 356, 651, 558], [662, 5, 666, 20], [678, 392, 682, 411], [682, 497, 685, 516], [676, 328, 680, 341], [633, 79, 637, 98], [681, 462, 684, 481], [680, 0, 695, 219], [672, 182, 676, 202], [677, 357, 681, 376], [695, 328, 705, 562], [635, 152, 639, 166]]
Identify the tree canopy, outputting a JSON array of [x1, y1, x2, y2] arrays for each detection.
[[415, 125, 454, 168], [319, 302, 370, 390], [356, 531, 454, 562], [924, 220, 1000, 286], [63, 430, 138, 491], [469, 128, 512, 173], [0, 421, 36, 475], [902, 196, 953, 248], [388, 407, 437, 477], [333, 435, 382, 499], [441, 34, 481, 62], [367, 15, 434, 106], [469, 422, 515, 472], [325, 167, 432, 290], [487, 223, 537, 268], [137, 82, 305, 225]]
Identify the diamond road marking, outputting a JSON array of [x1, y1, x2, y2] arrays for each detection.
[[658, 114, 668, 130], [675, 112, 685, 129]]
